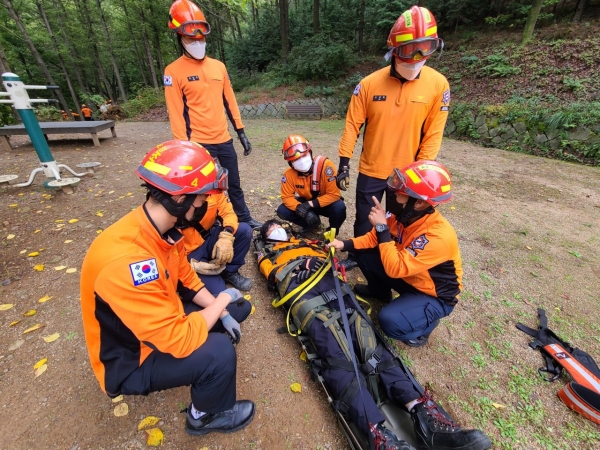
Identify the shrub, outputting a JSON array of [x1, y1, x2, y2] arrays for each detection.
[[34, 105, 62, 122], [121, 87, 165, 118], [480, 54, 521, 77], [0, 105, 16, 127]]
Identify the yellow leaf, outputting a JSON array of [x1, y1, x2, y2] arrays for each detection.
[[33, 264, 44, 272], [299, 350, 307, 362], [526, 246, 532, 250], [357, 276, 365, 283], [126, 192, 132, 196], [250, 305, 256, 315], [95, 211, 104, 217], [34, 229, 41, 234], [145, 428, 164, 447], [38, 295, 52, 303], [96, 230, 102, 234], [9, 204, 17, 207], [109, 190, 114, 194], [6, 234, 15, 240], [34, 364, 48, 378], [244, 294, 252, 301], [42, 333, 60, 343], [68, 219, 79, 223], [55, 219, 64, 223], [0, 304, 14, 311], [63, 240, 73, 244], [492, 402, 506, 409], [290, 382, 302, 393], [112, 395, 124, 403], [54, 266, 66, 271], [34, 358, 48, 369], [23, 309, 37, 317], [20, 250, 27, 254], [450, 206, 456, 210], [555, 307, 561, 312], [23, 323, 44, 334], [113, 403, 129, 417], [9, 320, 21, 326], [138, 416, 161, 431], [28, 251, 40, 257], [65, 268, 77, 274]]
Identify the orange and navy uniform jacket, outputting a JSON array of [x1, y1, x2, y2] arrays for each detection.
[[338, 65, 450, 180], [81, 107, 93, 118], [344, 210, 462, 305], [281, 157, 342, 211], [164, 55, 244, 144], [181, 192, 238, 255], [80, 205, 208, 397], [258, 238, 327, 280]]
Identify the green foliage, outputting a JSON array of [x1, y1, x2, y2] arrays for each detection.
[[34, 105, 62, 122], [80, 93, 106, 109], [284, 36, 357, 81], [121, 87, 165, 118], [0, 105, 16, 127], [480, 54, 521, 78]]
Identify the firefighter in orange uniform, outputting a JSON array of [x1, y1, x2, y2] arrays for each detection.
[[330, 161, 461, 348], [164, 0, 261, 229], [81, 104, 93, 121], [336, 6, 450, 271], [80, 140, 254, 436], [277, 134, 346, 234]]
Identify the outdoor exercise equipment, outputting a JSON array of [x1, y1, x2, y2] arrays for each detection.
[[0, 72, 100, 194]]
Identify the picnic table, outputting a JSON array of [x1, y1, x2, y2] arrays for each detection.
[[0, 120, 117, 151]]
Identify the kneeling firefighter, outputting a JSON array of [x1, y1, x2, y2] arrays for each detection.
[[256, 220, 491, 450]]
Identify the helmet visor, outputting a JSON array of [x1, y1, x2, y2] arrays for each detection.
[[177, 20, 211, 37], [283, 142, 310, 160], [393, 38, 440, 60], [197, 166, 228, 194], [386, 168, 421, 199]]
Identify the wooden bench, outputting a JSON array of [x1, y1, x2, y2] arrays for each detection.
[[285, 104, 323, 120], [0, 120, 117, 151]]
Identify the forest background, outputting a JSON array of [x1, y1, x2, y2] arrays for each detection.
[[0, 0, 599, 164]]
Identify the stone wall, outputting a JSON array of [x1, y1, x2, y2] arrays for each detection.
[[239, 97, 347, 119]]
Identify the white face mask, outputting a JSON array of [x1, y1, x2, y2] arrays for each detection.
[[394, 59, 426, 81], [292, 154, 313, 173], [183, 40, 206, 60], [267, 227, 288, 241]]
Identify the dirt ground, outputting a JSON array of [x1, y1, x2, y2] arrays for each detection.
[[0, 119, 599, 450]]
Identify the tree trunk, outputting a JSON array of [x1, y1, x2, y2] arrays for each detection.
[[119, 0, 149, 86], [2, 0, 74, 119], [142, 31, 159, 89], [521, 0, 544, 45], [234, 15, 243, 39], [0, 40, 21, 122], [313, 0, 320, 34], [357, 0, 365, 51], [279, 0, 289, 62], [573, 0, 587, 22], [95, 0, 127, 101], [147, 1, 165, 77]]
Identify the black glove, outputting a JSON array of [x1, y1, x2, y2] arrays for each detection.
[[296, 258, 325, 283], [305, 210, 321, 227], [295, 201, 312, 218], [336, 157, 350, 191], [237, 130, 252, 156]]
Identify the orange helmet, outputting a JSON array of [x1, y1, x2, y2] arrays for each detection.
[[386, 6, 443, 64], [136, 140, 227, 196], [282, 134, 311, 162], [387, 160, 452, 206], [168, 0, 211, 38]]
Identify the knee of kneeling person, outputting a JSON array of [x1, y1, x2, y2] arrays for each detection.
[[197, 333, 237, 369], [234, 222, 253, 241], [377, 309, 409, 339]]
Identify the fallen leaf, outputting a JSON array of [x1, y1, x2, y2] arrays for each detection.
[[113, 403, 129, 417], [38, 295, 52, 303], [95, 211, 104, 217], [145, 428, 164, 447], [34, 364, 48, 378], [299, 350, 307, 362], [65, 268, 77, 274], [54, 266, 66, 271], [64, 240, 73, 244], [0, 304, 14, 311], [9, 320, 21, 326], [33, 358, 48, 369], [34, 229, 41, 234], [357, 276, 365, 283], [138, 416, 161, 431], [55, 219, 64, 223], [6, 234, 15, 240], [250, 305, 256, 315], [9, 204, 18, 207], [450, 206, 456, 210], [108, 190, 114, 194], [23, 323, 44, 334], [68, 219, 79, 224], [290, 382, 302, 393], [20, 250, 27, 254], [28, 251, 40, 257], [42, 333, 60, 343], [244, 294, 251, 301], [555, 307, 561, 312], [33, 264, 45, 272], [23, 309, 37, 317], [526, 246, 532, 250], [492, 402, 506, 409], [96, 230, 103, 234], [112, 395, 124, 403]]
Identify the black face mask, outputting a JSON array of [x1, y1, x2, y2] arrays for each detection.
[[387, 193, 434, 226], [175, 200, 208, 229]]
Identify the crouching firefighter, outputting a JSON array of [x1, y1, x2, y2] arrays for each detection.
[[255, 219, 491, 450]]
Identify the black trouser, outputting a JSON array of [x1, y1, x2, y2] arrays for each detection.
[[199, 139, 252, 222], [354, 173, 389, 238], [285, 272, 420, 435]]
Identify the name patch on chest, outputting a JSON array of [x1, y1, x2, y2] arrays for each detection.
[[129, 258, 159, 286], [187, 75, 200, 82], [295, 185, 305, 189], [373, 95, 387, 101]]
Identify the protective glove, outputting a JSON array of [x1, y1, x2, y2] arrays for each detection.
[[305, 210, 321, 227], [221, 313, 241, 344], [223, 287, 243, 303], [295, 201, 312, 218], [336, 163, 350, 191], [190, 258, 226, 275], [237, 130, 252, 156], [212, 231, 235, 265], [296, 258, 325, 283]]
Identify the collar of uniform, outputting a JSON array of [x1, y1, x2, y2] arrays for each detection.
[[389, 62, 421, 83], [139, 204, 184, 248]]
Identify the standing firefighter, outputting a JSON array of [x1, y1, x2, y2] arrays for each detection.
[[336, 6, 450, 271], [81, 104, 93, 121], [164, 0, 261, 229]]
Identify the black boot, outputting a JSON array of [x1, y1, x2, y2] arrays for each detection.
[[370, 422, 415, 450], [401, 320, 439, 348], [410, 390, 492, 450], [185, 400, 255, 436], [222, 270, 253, 291], [244, 218, 262, 229], [353, 283, 393, 302]]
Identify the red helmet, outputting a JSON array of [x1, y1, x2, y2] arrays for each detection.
[[168, 0, 211, 38], [387, 6, 442, 64], [387, 160, 452, 206], [282, 134, 311, 162], [136, 140, 227, 195]]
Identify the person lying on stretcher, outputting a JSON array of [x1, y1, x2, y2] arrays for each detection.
[[256, 219, 491, 450]]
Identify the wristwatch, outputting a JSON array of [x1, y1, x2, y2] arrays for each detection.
[[375, 223, 389, 233]]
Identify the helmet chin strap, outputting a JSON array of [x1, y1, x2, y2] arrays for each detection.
[[147, 186, 196, 219]]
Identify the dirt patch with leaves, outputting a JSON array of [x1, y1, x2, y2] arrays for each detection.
[[1, 119, 600, 449]]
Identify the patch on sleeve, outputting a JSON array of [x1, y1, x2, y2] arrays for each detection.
[[163, 75, 172, 86], [410, 234, 429, 251], [440, 106, 449, 112], [442, 90, 450, 105], [281, 176, 287, 183], [325, 166, 334, 177], [353, 84, 362, 96], [129, 258, 159, 286], [328, 177, 336, 182]]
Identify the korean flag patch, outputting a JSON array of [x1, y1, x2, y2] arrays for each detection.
[[163, 75, 173, 87], [129, 258, 159, 286], [442, 89, 450, 105]]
